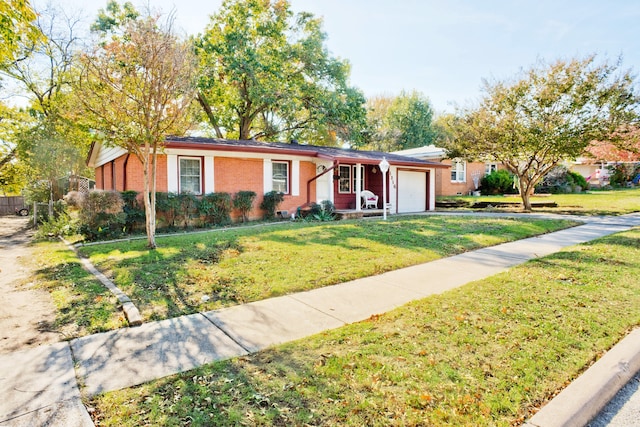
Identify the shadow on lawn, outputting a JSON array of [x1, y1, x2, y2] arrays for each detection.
[[34, 248, 122, 337], [79, 216, 569, 323]]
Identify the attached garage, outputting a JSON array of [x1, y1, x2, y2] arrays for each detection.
[[397, 170, 429, 213]]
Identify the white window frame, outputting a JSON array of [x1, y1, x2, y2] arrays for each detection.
[[485, 163, 498, 175], [352, 165, 365, 193], [338, 165, 351, 194], [272, 160, 289, 194], [451, 159, 466, 183], [179, 157, 202, 195]]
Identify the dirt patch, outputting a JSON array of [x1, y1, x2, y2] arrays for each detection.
[[0, 215, 61, 354]]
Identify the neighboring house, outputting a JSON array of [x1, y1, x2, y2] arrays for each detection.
[[87, 137, 448, 220], [569, 139, 640, 187], [393, 145, 499, 196]]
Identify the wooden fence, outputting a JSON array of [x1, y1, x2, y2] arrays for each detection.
[[0, 196, 25, 216]]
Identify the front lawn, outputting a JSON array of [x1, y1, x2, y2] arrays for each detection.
[[29, 242, 126, 338], [88, 228, 640, 426], [438, 187, 640, 215], [79, 216, 575, 323]]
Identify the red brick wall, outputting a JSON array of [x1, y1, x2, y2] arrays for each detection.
[[119, 154, 168, 193], [95, 166, 104, 190], [103, 162, 114, 190], [283, 161, 315, 214], [437, 160, 487, 196], [96, 154, 316, 220], [214, 157, 315, 220]]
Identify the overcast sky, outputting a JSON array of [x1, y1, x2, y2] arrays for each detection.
[[39, 0, 640, 113]]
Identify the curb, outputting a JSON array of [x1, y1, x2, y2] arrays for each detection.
[[60, 238, 143, 327], [523, 328, 640, 427]]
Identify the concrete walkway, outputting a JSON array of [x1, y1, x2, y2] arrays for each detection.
[[1, 213, 640, 426]]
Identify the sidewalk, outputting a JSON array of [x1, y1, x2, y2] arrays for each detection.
[[1, 213, 639, 426]]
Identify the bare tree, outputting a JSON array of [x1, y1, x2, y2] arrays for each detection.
[[77, 14, 197, 248]]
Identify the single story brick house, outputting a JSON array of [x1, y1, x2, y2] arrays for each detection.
[[394, 145, 502, 196], [87, 137, 448, 220]]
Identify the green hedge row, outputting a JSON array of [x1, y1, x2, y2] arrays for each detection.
[[78, 190, 265, 241]]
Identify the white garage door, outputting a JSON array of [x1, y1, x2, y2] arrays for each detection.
[[397, 170, 427, 213]]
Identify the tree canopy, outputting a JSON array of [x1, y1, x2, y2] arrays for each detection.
[[194, 0, 366, 145], [363, 90, 437, 151], [0, 3, 92, 201], [442, 56, 640, 211], [78, 14, 198, 248], [0, 0, 42, 65]]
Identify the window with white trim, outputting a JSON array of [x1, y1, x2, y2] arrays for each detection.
[[272, 161, 289, 194], [338, 165, 351, 193], [450, 159, 466, 182], [485, 163, 498, 175], [179, 157, 202, 194]]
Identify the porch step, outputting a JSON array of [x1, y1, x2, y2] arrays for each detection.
[[335, 209, 387, 220]]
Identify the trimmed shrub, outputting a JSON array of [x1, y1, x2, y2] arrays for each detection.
[[260, 191, 284, 219], [566, 171, 588, 192], [120, 190, 145, 232], [175, 193, 199, 228], [537, 166, 587, 193], [155, 192, 180, 228], [199, 192, 232, 226], [79, 190, 126, 241], [233, 190, 257, 223], [63, 191, 86, 208], [480, 170, 514, 195]]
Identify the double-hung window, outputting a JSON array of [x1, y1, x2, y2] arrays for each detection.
[[179, 157, 202, 194], [451, 159, 466, 183], [338, 165, 351, 193], [338, 165, 365, 194], [272, 161, 289, 194]]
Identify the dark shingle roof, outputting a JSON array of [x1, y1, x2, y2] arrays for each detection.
[[165, 136, 447, 168]]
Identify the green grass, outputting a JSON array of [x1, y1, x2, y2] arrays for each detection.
[[89, 228, 640, 426], [79, 216, 575, 322], [438, 187, 640, 215], [28, 241, 126, 338]]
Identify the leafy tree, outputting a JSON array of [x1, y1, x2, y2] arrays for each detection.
[[0, 0, 42, 65], [363, 90, 437, 151], [90, 0, 140, 35], [194, 0, 366, 145], [77, 13, 198, 248], [1, 3, 91, 200], [443, 56, 639, 211]]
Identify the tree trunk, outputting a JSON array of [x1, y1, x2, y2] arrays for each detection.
[[141, 150, 157, 249], [196, 91, 223, 138], [518, 175, 535, 212], [520, 187, 532, 212]]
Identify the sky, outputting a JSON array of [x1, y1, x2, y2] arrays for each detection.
[[37, 0, 640, 113]]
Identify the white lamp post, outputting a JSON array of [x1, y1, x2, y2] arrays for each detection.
[[378, 157, 390, 220]]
